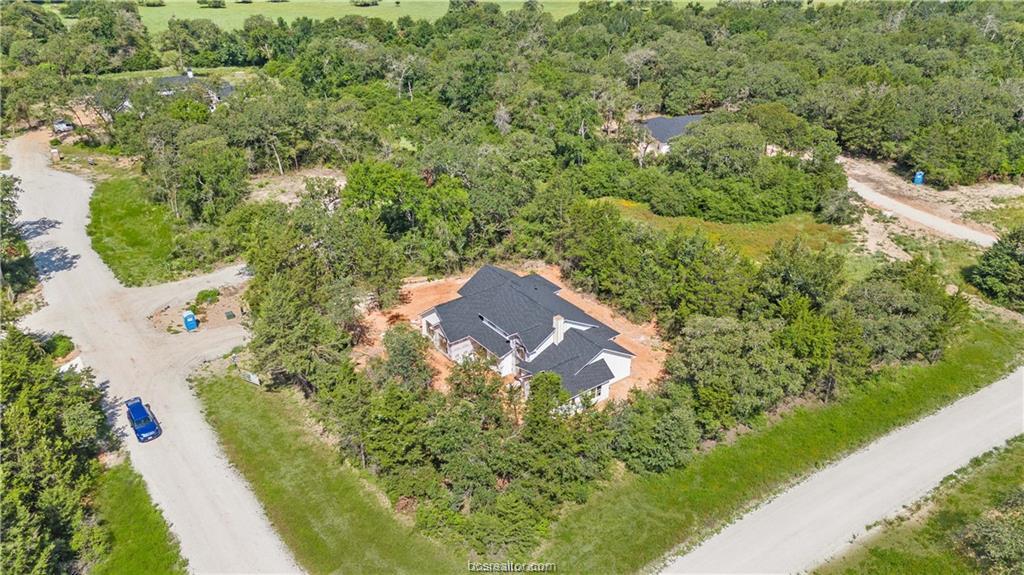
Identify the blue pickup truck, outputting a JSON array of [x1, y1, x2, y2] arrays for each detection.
[[125, 397, 162, 442]]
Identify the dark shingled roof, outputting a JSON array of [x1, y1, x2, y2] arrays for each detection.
[[642, 114, 704, 143], [427, 266, 634, 396]]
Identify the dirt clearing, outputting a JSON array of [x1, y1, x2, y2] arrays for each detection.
[[249, 166, 346, 206], [841, 157, 1022, 231], [148, 283, 246, 334], [354, 263, 666, 403]]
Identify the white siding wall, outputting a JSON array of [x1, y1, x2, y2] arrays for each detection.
[[597, 351, 632, 384], [569, 381, 610, 409], [497, 352, 516, 376], [448, 338, 475, 362], [421, 311, 440, 337]]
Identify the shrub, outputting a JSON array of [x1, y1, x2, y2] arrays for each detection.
[[664, 316, 806, 435], [815, 185, 862, 225], [195, 288, 220, 307], [845, 257, 969, 362], [610, 387, 700, 474], [43, 333, 75, 358], [969, 226, 1024, 313], [958, 487, 1024, 573]]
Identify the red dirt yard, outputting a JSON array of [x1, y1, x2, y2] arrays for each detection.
[[355, 263, 666, 403]]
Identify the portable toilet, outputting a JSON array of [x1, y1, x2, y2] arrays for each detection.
[[913, 171, 924, 185], [182, 310, 198, 332]]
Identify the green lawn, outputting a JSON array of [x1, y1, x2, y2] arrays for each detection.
[[607, 198, 852, 259], [87, 177, 178, 286], [537, 319, 1024, 574], [195, 374, 463, 574], [818, 437, 1024, 574], [94, 462, 187, 575], [0, 153, 11, 170], [135, 0, 586, 32]]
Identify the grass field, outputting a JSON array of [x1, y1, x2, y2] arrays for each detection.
[[969, 196, 1024, 234], [101, 65, 257, 83], [607, 198, 852, 259], [195, 374, 463, 574], [135, 0, 586, 31], [94, 462, 187, 575], [87, 178, 178, 286], [818, 437, 1024, 574], [890, 234, 983, 292], [536, 319, 1024, 573]]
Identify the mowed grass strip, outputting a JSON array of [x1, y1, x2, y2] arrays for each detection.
[[538, 319, 1024, 573], [818, 437, 1024, 575], [94, 462, 187, 575], [196, 375, 463, 575], [87, 178, 177, 286], [607, 198, 851, 259]]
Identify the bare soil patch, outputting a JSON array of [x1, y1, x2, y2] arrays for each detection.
[[149, 283, 246, 334], [354, 263, 666, 403], [248, 166, 346, 206], [851, 210, 912, 261]]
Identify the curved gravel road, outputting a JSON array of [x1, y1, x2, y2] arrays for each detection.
[[663, 367, 1023, 574], [845, 173, 999, 247], [9, 132, 302, 574]]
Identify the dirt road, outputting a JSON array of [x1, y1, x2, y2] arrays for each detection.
[[8, 132, 301, 574], [662, 366, 1023, 574], [841, 158, 1000, 247]]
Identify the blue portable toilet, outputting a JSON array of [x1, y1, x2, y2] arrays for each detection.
[[913, 171, 924, 185], [182, 310, 198, 332]]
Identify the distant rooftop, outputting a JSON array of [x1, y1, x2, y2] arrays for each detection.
[[642, 114, 704, 143]]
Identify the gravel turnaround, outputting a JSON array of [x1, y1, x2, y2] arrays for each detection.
[[9, 132, 302, 575]]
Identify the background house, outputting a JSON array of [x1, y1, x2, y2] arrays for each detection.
[[641, 114, 704, 154]]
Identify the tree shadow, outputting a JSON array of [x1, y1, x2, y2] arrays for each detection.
[[32, 246, 80, 280], [97, 379, 129, 449], [17, 217, 61, 241]]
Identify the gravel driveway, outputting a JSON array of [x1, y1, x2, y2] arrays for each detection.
[[9, 132, 302, 574], [842, 160, 1000, 247], [663, 367, 1023, 574]]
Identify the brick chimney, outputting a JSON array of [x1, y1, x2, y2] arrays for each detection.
[[552, 315, 565, 345]]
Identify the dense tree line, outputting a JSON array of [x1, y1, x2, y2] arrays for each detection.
[[511, 189, 966, 446], [1, 328, 112, 574], [314, 344, 610, 557]]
